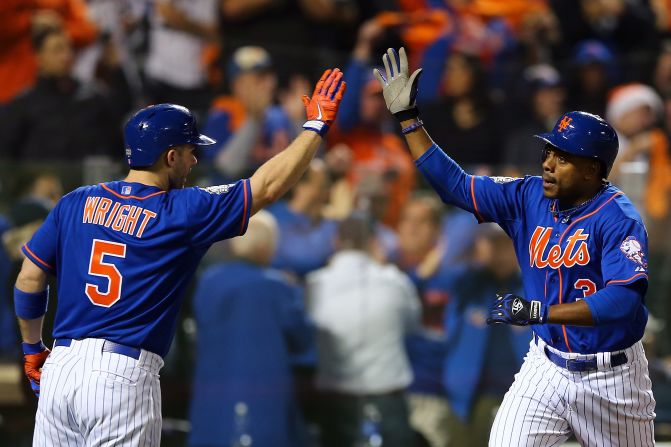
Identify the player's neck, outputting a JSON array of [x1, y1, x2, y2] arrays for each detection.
[[557, 182, 605, 211], [124, 170, 169, 191]]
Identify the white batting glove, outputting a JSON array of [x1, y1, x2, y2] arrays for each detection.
[[373, 47, 423, 121]]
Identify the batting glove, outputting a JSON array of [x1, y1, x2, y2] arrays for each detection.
[[486, 294, 547, 326], [373, 47, 423, 121], [302, 68, 347, 137], [22, 341, 50, 397]]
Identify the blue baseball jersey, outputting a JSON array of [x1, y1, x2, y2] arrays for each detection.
[[417, 144, 648, 354], [22, 180, 251, 357]]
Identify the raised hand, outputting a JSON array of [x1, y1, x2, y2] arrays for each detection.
[[302, 68, 347, 136], [373, 48, 423, 121]]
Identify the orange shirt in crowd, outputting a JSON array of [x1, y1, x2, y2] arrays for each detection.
[[328, 127, 417, 228], [645, 128, 671, 220], [0, 0, 97, 104]]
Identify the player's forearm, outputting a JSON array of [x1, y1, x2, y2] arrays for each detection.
[[400, 118, 435, 160], [249, 130, 321, 214], [15, 260, 49, 343], [18, 317, 45, 344], [411, 130, 474, 211], [547, 300, 595, 326]]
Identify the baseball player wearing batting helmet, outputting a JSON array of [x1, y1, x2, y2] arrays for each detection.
[[14, 69, 345, 446], [375, 48, 655, 446]]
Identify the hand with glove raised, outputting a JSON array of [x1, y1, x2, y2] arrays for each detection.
[[373, 47, 423, 121], [302, 68, 347, 137], [22, 341, 50, 397], [486, 293, 548, 326]]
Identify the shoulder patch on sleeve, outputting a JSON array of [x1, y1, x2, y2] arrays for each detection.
[[200, 184, 236, 195], [619, 236, 648, 271], [490, 176, 521, 184]]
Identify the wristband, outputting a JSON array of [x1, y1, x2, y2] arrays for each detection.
[[393, 107, 419, 122], [22, 340, 47, 355], [14, 287, 49, 319], [530, 300, 548, 324], [402, 119, 424, 135], [303, 120, 329, 137]]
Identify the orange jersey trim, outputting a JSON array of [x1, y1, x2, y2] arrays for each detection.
[[557, 268, 571, 352], [23, 244, 54, 270], [100, 184, 166, 201], [470, 176, 485, 222], [239, 180, 249, 235], [558, 193, 623, 243], [607, 273, 648, 285]]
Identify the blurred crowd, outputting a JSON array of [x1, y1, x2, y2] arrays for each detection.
[[2, 0, 671, 445]]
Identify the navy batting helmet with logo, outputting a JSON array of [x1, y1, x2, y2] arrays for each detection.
[[535, 111, 619, 177], [124, 104, 216, 168]]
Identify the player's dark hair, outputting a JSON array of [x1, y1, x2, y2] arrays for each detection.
[[337, 212, 375, 251]]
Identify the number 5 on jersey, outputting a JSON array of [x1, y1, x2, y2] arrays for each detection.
[[86, 239, 126, 307]]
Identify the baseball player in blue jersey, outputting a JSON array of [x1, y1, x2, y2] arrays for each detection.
[[13, 68, 345, 446], [375, 48, 655, 446]]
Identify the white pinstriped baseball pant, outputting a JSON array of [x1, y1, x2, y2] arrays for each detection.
[[489, 337, 656, 446], [33, 338, 164, 446]]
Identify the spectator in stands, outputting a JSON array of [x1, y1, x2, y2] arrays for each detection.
[[11, 171, 63, 213], [0, 172, 61, 358], [218, 0, 358, 84], [188, 211, 313, 447], [420, 51, 503, 167], [566, 40, 617, 118], [0, 27, 128, 160], [145, 0, 218, 117], [330, 19, 416, 227], [71, 0, 146, 98], [267, 159, 337, 279], [307, 214, 420, 447], [392, 193, 453, 447], [654, 40, 671, 99], [551, 0, 659, 77], [0, 0, 97, 104], [202, 46, 294, 182], [442, 224, 530, 447], [504, 64, 566, 172]]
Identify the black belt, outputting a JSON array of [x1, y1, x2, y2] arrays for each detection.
[[55, 338, 141, 360]]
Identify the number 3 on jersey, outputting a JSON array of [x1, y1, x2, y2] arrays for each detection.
[[574, 278, 597, 299], [86, 239, 126, 307]]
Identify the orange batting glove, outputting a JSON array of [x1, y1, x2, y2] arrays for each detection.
[[23, 341, 50, 397], [302, 68, 347, 136]]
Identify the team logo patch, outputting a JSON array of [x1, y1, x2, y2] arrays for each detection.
[[201, 184, 235, 195], [558, 115, 572, 132], [121, 186, 132, 195], [619, 236, 648, 271], [491, 176, 520, 184], [511, 298, 524, 315]]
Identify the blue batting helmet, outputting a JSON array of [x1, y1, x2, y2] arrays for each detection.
[[124, 104, 216, 168], [535, 111, 619, 177]]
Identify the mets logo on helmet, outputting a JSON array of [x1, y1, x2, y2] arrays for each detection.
[[558, 115, 572, 132], [620, 236, 648, 271]]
